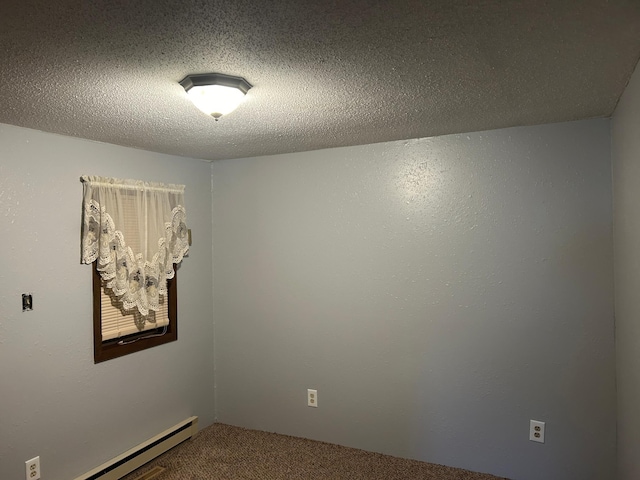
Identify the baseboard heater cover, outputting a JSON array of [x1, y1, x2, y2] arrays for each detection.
[[74, 416, 198, 480]]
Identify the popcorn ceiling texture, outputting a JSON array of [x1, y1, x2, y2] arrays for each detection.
[[0, 0, 639, 161]]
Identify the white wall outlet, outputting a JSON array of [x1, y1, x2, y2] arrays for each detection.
[[25, 456, 40, 480], [307, 388, 318, 407], [529, 420, 545, 443]]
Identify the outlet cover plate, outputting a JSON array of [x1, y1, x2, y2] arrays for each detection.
[[529, 420, 545, 443], [307, 389, 318, 407], [25, 456, 40, 480]]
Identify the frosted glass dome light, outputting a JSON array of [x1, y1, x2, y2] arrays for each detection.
[[180, 73, 252, 120]]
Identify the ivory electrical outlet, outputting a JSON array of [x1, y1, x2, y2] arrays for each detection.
[[529, 420, 545, 443], [307, 389, 318, 407], [25, 456, 40, 480]]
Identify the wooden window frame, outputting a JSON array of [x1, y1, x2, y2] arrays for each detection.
[[93, 262, 178, 363]]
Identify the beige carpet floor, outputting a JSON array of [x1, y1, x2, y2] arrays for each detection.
[[122, 423, 508, 480]]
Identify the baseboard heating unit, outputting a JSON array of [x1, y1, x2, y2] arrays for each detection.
[[74, 416, 198, 480]]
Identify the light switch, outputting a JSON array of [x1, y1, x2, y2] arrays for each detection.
[[22, 293, 33, 312]]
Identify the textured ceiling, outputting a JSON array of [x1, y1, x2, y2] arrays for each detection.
[[1, 0, 639, 161]]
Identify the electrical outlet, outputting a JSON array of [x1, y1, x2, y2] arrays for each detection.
[[25, 456, 40, 480], [307, 389, 318, 407], [529, 420, 545, 443]]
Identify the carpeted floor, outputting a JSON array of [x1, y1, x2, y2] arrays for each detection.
[[121, 423, 508, 480]]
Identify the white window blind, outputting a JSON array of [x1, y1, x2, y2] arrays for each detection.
[[100, 285, 169, 341]]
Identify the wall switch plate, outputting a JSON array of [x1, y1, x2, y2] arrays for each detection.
[[307, 389, 318, 407], [529, 420, 545, 443], [25, 456, 40, 480], [22, 293, 33, 312]]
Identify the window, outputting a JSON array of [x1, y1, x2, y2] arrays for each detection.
[[81, 175, 189, 363], [93, 262, 177, 363]]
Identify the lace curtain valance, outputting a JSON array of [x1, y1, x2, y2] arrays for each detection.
[[81, 175, 189, 316]]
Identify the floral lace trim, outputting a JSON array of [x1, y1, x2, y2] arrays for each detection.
[[82, 199, 189, 317]]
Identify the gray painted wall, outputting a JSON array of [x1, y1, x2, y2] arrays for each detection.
[[0, 116, 619, 480], [613, 59, 640, 480], [212, 120, 616, 480], [0, 124, 215, 479]]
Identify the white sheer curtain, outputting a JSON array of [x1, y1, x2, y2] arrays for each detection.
[[81, 175, 189, 317]]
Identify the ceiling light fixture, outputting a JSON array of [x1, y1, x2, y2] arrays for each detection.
[[180, 73, 252, 120]]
